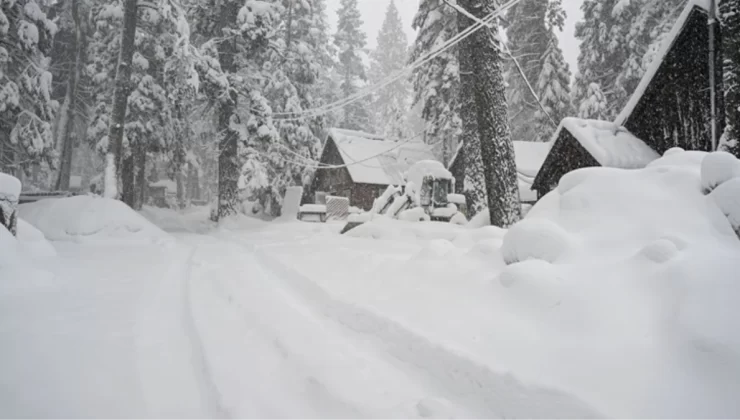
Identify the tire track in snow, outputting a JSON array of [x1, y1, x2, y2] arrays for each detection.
[[134, 244, 228, 418], [219, 232, 602, 418]]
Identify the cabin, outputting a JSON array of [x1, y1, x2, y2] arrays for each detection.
[[532, 0, 724, 199], [615, 0, 724, 155], [311, 128, 438, 210], [531, 119, 660, 198], [447, 140, 550, 204]]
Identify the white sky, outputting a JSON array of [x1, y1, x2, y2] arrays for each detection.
[[325, 0, 585, 73]]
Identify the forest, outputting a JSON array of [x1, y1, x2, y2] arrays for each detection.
[[0, 0, 738, 225]]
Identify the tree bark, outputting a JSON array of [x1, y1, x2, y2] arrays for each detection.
[[134, 141, 146, 210], [121, 151, 135, 205], [55, 0, 84, 192], [458, 0, 521, 227], [214, 2, 240, 221], [104, 0, 138, 201], [458, 10, 488, 218]]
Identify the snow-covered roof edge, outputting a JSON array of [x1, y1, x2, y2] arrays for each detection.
[[318, 128, 384, 163], [615, 0, 713, 126]]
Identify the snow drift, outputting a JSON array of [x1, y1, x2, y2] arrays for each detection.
[[20, 196, 170, 243]]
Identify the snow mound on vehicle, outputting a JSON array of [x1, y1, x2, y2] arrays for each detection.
[[709, 177, 740, 235], [20, 196, 170, 243], [16, 219, 56, 257], [501, 219, 574, 265], [701, 151, 740, 193]]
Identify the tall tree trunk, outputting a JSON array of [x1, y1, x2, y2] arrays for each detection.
[[134, 141, 146, 209], [458, 17, 488, 218], [458, 0, 521, 227], [55, 0, 84, 192], [214, 2, 240, 221], [121, 152, 135, 205], [104, 0, 138, 201]]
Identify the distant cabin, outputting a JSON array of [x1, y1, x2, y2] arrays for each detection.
[[312, 128, 438, 210], [531, 119, 659, 198], [532, 0, 723, 199], [447, 141, 550, 204], [616, 0, 724, 155]]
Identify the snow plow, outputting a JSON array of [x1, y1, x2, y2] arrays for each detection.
[[340, 161, 467, 234]]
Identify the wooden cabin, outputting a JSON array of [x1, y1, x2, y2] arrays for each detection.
[[311, 128, 438, 210], [531, 119, 660, 198], [615, 0, 724, 155], [532, 0, 724, 199]]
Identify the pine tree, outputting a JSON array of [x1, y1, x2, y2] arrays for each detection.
[[370, 0, 410, 140], [0, 0, 57, 175], [721, 0, 740, 154], [334, 0, 372, 132], [410, 0, 461, 164], [190, 0, 280, 220], [534, 32, 573, 141], [505, 0, 571, 142], [458, 0, 521, 227]]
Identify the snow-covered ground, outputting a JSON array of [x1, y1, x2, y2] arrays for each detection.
[[2, 149, 740, 418]]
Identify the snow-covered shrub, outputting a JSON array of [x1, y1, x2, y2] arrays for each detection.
[[398, 207, 430, 222], [501, 219, 574, 265], [709, 177, 740, 237], [701, 152, 740, 194]]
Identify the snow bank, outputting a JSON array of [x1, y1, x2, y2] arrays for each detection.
[[501, 219, 575, 264], [16, 219, 56, 258], [20, 196, 170, 243], [0, 224, 20, 268]]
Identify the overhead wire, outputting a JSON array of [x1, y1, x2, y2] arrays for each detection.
[[252, 0, 525, 122]]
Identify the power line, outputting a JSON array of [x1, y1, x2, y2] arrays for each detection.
[[252, 0, 525, 122]]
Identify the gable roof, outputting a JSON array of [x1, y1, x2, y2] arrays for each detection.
[[448, 140, 550, 177], [325, 128, 438, 186], [616, 0, 714, 126], [558, 118, 660, 169]]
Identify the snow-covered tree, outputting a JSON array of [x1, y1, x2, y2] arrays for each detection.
[[506, 0, 570, 141], [369, 0, 409, 140], [458, 0, 521, 227], [505, 0, 571, 142], [334, 0, 372, 132], [410, 0, 461, 164], [721, 0, 740, 155], [574, 0, 685, 120], [0, 0, 58, 175], [190, 0, 280, 220]]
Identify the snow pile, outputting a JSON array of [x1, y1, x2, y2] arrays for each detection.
[[345, 218, 466, 243], [0, 224, 21, 268], [140, 205, 215, 234], [16, 219, 56, 258], [501, 218, 575, 264], [20, 196, 171, 243], [403, 160, 452, 188]]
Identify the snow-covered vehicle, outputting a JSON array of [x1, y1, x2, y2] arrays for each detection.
[[341, 161, 467, 234]]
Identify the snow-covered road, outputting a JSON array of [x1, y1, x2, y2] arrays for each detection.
[[0, 225, 599, 418]]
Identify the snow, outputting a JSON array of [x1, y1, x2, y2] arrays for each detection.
[[279, 186, 303, 220], [4, 149, 740, 418], [149, 179, 177, 193], [514, 141, 550, 178], [701, 151, 740, 193], [0, 172, 21, 197], [616, 0, 713, 126], [403, 159, 452, 188], [16, 218, 56, 258], [19, 196, 171, 244], [560, 117, 660, 168], [327, 128, 438, 185]]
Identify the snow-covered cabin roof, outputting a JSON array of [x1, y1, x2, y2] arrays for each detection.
[[448, 141, 550, 177], [557, 118, 660, 169], [615, 0, 714, 126], [326, 128, 438, 185]]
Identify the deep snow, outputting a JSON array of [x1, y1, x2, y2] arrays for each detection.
[[3, 149, 740, 418]]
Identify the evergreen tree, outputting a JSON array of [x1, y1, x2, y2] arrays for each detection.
[[458, 0, 521, 227], [370, 0, 410, 140], [190, 0, 280, 220], [334, 0, 371, 132], [410, 0, 461, 164], [721, 0, 740, 154], [0, 0, 57, 175], [505, 0, 571, 142], [534, 32, 573, 141]]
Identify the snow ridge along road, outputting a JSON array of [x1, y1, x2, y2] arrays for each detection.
[[211, 230, 602, 418]]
